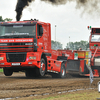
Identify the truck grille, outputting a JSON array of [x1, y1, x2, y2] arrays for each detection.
[[6, 52, 26, 62]]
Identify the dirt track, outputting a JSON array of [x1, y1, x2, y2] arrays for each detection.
[[0, 72, 99, 99]]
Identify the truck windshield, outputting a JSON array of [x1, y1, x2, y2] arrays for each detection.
[[91, 35, 100, 42], [0, 25, 36, 36]]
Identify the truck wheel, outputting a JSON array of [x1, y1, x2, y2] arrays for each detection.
[[25, 69, 34, 78], [25, 70, 31, 77], [35, 58, 46, 77], [59, 62, 66, 78], [40, 58, 46, 76], [52, 62, 66, 78], [3, 68, 13, 76]]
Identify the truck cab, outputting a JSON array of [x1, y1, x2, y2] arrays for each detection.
[[89, 27, 100, 76], [0, 19, 52, 77]]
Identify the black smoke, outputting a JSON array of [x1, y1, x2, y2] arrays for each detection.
[[15, 0, 34, 21], [41, 0, 67, 5], [15, 0, 100, 21], [41, 0, 100, 17]]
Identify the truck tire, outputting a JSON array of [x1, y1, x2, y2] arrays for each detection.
[[59, 62, 66, 78], [25, 69, 34, 78], [25, 70, 31, 77], [52, 62, 66, 78], [3, 68, 13, 76], [35, 58, 46, 77]]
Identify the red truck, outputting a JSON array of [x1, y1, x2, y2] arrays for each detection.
[[0, 19, 68, 78], [0, 19, 92, 78], [88, 26, 100, 77]]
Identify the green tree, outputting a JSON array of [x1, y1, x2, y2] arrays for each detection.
[[4, 18, 12, 22], [0, 16, 12, 22], [0, 16, 4, 22], [51, 40, 63, 50], [66, 40, 89, 50]]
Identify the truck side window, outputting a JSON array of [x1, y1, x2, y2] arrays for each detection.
[[37, 24, 43, 36]]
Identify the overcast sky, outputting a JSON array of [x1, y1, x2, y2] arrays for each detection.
[[0, 0, 100, 48]]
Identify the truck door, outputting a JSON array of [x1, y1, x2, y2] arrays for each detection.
[[37, 24, 44, 52], [37, 24, 51, 52], [42, 24, 51, 52]]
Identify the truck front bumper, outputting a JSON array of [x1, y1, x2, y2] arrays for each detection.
[[0, 61, 41, 68]]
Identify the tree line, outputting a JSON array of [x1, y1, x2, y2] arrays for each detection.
[[52, 40, 89, 50], [66, 40, 89, 50], [0, 16, 12, 22]]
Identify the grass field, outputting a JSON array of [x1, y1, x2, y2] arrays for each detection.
[[32, 89, 100, 100], [17, 89, 100, 100], [0, 68, 3, 72]]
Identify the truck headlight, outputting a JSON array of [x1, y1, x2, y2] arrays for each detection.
[[29, 56, 36, 60], [0, 57, 4, 60]]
